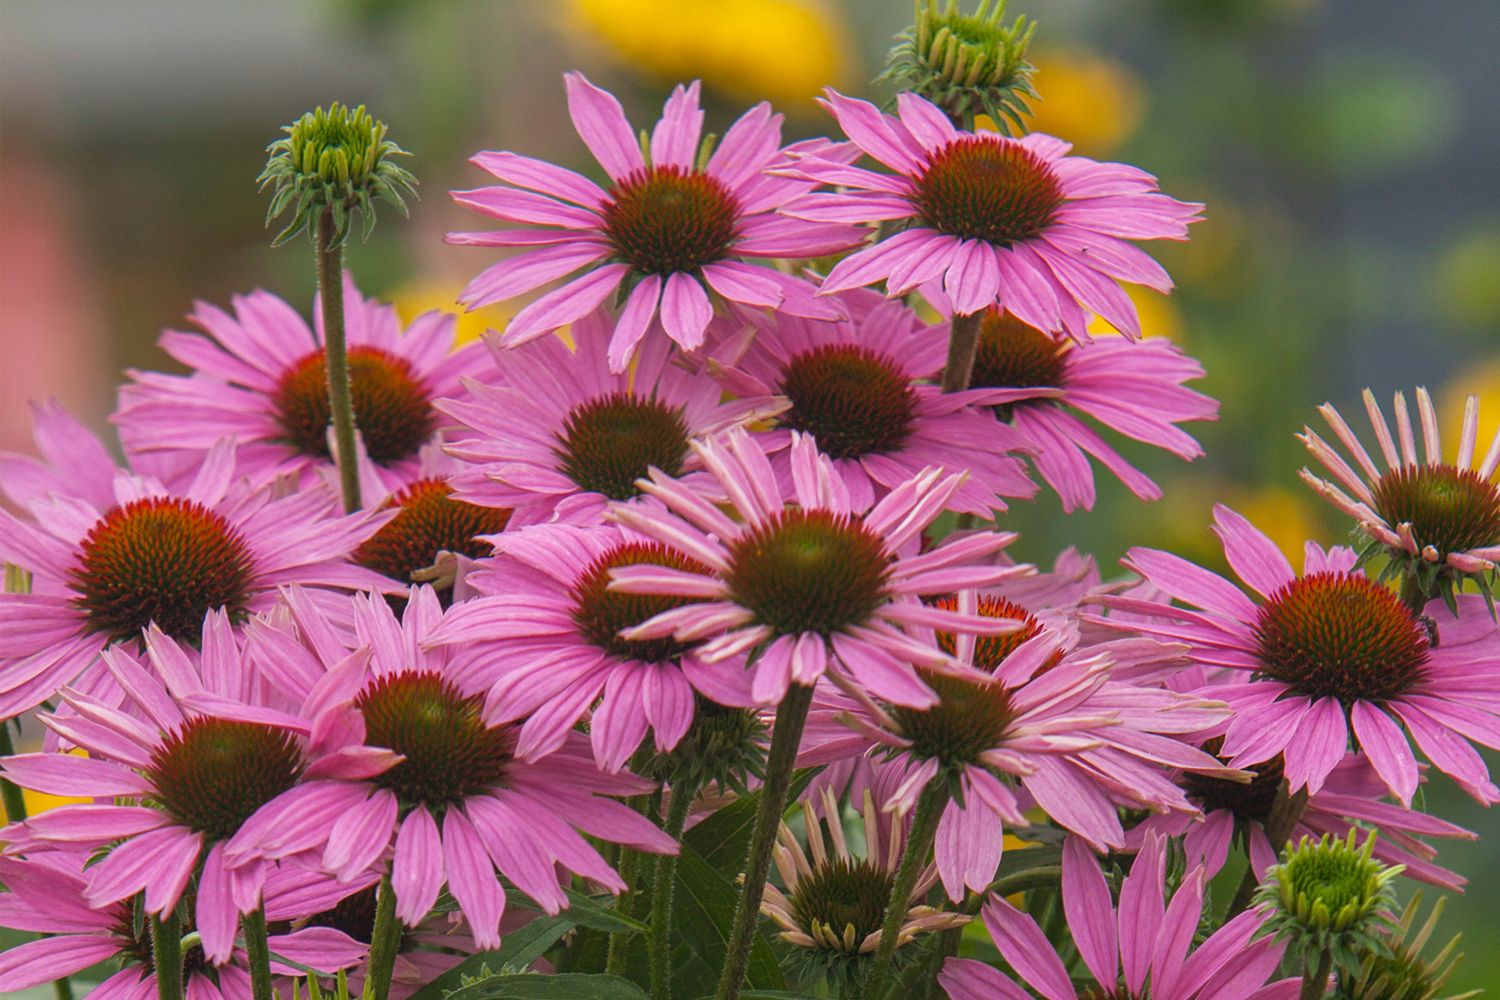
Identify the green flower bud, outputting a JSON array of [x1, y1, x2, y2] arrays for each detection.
[[1256, 830, 1403, 978], [878, 0, 1038, 132], [259, 102, 417, 248]]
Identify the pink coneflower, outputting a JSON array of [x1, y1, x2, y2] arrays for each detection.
[[1131, 750, 1475, 892], [0, 414, 391, 717], [428, 522, 754, 772], [222, 588, 676, 948], [607, 428, 1034, 707], [707, 289, 1035, 514], [0, 851, 368, 999], [940, 832, 1297, 1000], [447, 73, 863, 371], [1101, 504, 1500, 804], [441, 307, 780, 528], [0, 610, 399, 964], [956, 308, 1216, 512], [113, 273, 482, 493], [782, 90, 1202, 337], [798, 591, 1230, 899], [1299, 387, 1500, 580]]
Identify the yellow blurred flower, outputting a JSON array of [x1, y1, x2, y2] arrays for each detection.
[[1087, 284, 1182, 340], [1439, 356, 1500, 457], [390, 279, 511, 347], [1019, 49, 1145, 157], [1225, 483, 1326, 562], [564, 0, 850, 112]]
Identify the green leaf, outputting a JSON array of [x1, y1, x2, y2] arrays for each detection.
[[405, 915, 574, 1000], [505, 886, 648, 935], [445, 974, 647, 999], [672, 842, 785, 993], [683, 768, 814, 876]]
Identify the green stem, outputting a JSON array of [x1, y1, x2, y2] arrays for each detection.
[[360, 876, 402, 1000], [1300, 947, 1332, 1000], [316, 209, 361, 514], [713, 682, 815, 1000], [649, 782, 696, 1000], [868, 781, 949, 993], [1399, 572, 1431, 618], [941, 311, 984, 393], [0, 720, 26, 826], [1226, 781, 1309, 919], [52, 976, 74, 1000], [152, 911, 184, 1000], [243, 907, 274, 1000]]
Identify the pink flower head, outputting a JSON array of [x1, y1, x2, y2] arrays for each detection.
[[113, 273, 482, 493], [448, 73, 863, 370], [0, 610, 398, 964], [784, 90, 1202, 336], [940, 832, 1297, 1000], [221, 587, 676, 948], [798, 590, 1231, 899], [0, 851, 369, 999], [1132, 751, 1475, 893], [1102, 504, 1500, 804], [429, 521, 755, 772], [954, 307, 1217, 512], [1299, 386, 1500, 576], [441, 307, 780, 527], [607, 428, 1034, 708], [0, 409, 392, 718], [708, 288, 1036, 514]]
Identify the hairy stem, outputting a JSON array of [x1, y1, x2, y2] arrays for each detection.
[[1300, 947, 1333, 1000], [360, 876, 402, 1000], [941, 311, 984, 393], [152, 910, 184, 1000], [714, 682, 815, 1000], [1227, 781, 1309, 918], [869, 781, 949, 993], [242, 907, 274, 1000], [649, 782, 696, 1000], [316, 209, 361, 513]]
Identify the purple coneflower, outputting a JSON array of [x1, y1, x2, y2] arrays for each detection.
[[1102, 504, 1500, 804], [448, 74, 862, 370], [607, 428, 1033, 707], [783, 90, 1201, 337], [441, 308, 779, 528], [114, 274, 481, 493], [708, 289, 1035, 514], [222, 588, 676, 948]]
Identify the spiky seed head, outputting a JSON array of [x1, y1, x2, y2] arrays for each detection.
[[259, 102, 417, 248]]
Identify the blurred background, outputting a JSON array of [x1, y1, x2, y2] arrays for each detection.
[[2, 0, 1497, 989]]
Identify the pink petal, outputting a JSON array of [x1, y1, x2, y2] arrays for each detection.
[[392, 807, 444, 926], [1062, 836, 1118, 987], [564, 72, 645, 182], [659, 272, 714, 352]]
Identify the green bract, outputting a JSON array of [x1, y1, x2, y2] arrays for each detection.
[[879, 0, 1038, 132], [259, 101, 417, 248]]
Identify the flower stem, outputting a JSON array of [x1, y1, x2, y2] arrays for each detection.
[[316, 208, 361, 514], [1300, 947, 1332, 1000], [714, 682, 815, 1000], [941, 311, 983, 393], [868, 781, 949, 994], [649, 781, 696, 1000], [152, 910, 184, 1000], [360, 875, 402, 1000], [0, 720, 26, 829], [1226, 781, 1309, 919], [1399, 572, 1431, 618], [243, 907, 274, 1000]]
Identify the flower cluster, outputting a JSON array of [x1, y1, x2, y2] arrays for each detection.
[[1, 12, 1494, 1000]]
